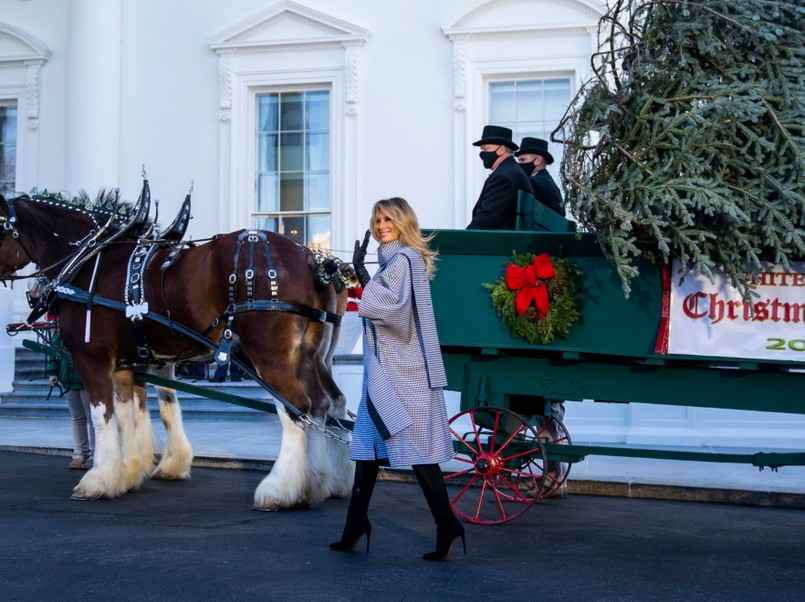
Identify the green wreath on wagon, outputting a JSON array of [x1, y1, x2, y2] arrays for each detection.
[[484, 252, 582, 345]]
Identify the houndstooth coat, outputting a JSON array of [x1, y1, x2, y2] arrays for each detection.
[[349, 240, 454, 467]]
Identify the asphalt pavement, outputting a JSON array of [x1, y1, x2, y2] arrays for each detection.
[[1, 451, 803, 601]]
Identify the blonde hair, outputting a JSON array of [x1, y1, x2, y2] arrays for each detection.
[[370, 197, 437, 278]]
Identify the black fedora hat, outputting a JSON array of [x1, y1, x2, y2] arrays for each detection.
[[472, 125, 519, 150], [514, 137, 554, 164]]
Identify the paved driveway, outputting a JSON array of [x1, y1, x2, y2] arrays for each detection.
[[1, 451, 803, 601]]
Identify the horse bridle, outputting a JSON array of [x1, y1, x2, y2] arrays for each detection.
[[0, 196, 108, 283]]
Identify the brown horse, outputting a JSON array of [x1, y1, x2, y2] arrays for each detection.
[[0, 191, 353, 508]]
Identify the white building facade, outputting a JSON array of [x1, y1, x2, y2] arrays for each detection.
[[1, 0, 802, 449]]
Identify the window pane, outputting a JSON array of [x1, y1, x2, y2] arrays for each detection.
[[257, 174, 278, 212], [306, 132, 329, 171], [517, 81, 542, 123], [280, 132, 303, 171], [281, 215, 305, 243], [256, 216, 278, 232], [304, 172, 329, 211], [257, 94, 279, 131], [253, 89, 331, 248], [489, 82, 516, 123], [257, 134, 278, 172], [279, 172, 303, 211], [305, 90, 330, 130], [280, 92, 303, 131], [307, 215, 331, 250], [543, 79, 570, 121]]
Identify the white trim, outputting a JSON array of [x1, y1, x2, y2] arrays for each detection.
[[441, 0, 604, 226], [0, 22, 49, 191], [209, 2, 368, 252]]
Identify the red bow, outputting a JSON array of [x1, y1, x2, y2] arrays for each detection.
[[505, 254, 555, 318]]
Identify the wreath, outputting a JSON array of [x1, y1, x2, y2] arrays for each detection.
[[484, 252, 581, 345]]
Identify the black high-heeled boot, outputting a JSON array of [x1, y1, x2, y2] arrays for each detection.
[[413, 464, 467, 561], [329, 460, 379, 554]]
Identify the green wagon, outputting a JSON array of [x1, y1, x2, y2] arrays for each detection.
[[426, 196, 805, 524]]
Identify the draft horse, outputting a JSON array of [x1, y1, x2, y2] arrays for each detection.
[[0, 190, 353, 509]]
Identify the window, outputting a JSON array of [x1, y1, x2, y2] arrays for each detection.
[[489, 78, 571, 166], [0, 103, 18, 195], [254, 89, 331, 249]]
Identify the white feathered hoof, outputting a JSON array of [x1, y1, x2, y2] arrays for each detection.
[[252, 472, 310, 511], [71, 464, 128, 500], [151, 453, 193, 481]]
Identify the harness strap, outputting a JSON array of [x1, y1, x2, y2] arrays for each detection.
[[125, 241, 160, 359], [53, 283, 308, 422]]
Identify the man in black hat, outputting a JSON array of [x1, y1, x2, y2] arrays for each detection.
[[515, 137, 564, 216], [467, 125, 534, 230]]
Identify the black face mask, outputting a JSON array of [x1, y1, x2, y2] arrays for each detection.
[[519, 161, 535, 176], [479, 151, 499, 169]]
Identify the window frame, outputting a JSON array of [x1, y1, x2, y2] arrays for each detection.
[[252, 85, 333, 249], [0, 100, 20, 194]]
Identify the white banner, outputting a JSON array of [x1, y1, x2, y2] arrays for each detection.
[[668, 260, 805, 362]]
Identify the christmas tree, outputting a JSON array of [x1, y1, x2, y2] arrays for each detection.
[[554, 0, 804, 297]]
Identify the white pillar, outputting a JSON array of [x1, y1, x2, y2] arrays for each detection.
[[0, 288, 14, 393], [65, 0, 123, 192]]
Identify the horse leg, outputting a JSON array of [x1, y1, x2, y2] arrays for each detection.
[[111, 370, 150, 492], [151, 364, 193, 480], [72, 379, 128, 500], [316, 355, 353, 499], [253, 403, 311, 511], [132, 375, 156, 477]]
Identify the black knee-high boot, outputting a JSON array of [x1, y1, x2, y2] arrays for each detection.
[[413, 464, 466, 561], [329, 460, 379, 553]]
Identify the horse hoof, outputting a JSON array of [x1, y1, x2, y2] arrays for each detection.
[[70, 492, 100, 501], [252, 500, 310, 512]]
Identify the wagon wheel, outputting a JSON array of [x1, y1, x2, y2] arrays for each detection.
[[444, 406, 548, 525], [534, 416, 572, 500]]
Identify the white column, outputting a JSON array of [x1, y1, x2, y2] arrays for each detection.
[[0, 288, 14, 393], [65, 0, 123, 192]]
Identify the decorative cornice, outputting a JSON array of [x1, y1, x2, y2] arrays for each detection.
[[444, 0, 605, 32], [445, 24, 597, 41], [0, 24, 51, 63], [209, 1, 369, 56], [212, 39, 363, 55]]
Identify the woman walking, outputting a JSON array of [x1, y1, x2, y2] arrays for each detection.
[[329, 197, 465, 561]]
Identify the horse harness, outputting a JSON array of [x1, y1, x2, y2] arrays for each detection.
[[8, 180, 348, 434]]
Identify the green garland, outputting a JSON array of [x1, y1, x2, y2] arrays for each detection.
[[484, 252, 581, 345]]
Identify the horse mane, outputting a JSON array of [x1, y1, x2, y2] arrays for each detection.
[[26, 187, 154, 231]]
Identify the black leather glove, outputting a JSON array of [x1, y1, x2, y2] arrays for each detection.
[[352, 230, 371, 287]]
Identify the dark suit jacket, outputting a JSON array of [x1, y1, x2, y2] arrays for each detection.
[[530, 169, 564, 216], [467, 156, 534, 230]]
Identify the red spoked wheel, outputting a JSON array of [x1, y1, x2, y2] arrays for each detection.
[[534, 416, 572, 500], [444, 406, 547, 525]]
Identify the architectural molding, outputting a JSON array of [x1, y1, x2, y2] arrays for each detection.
[[443, 0, 606, 32], [0, 23, 50, 132], [208, 0, 369, 54], [209, 1, 369, 118]]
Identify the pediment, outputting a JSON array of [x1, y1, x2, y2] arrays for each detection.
[[443, 0, 606, 37], [0, 22, 50, 64], [209, 0, 369, 53]]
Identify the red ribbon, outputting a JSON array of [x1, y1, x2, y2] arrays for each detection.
[[505, 253, 555, 318]]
